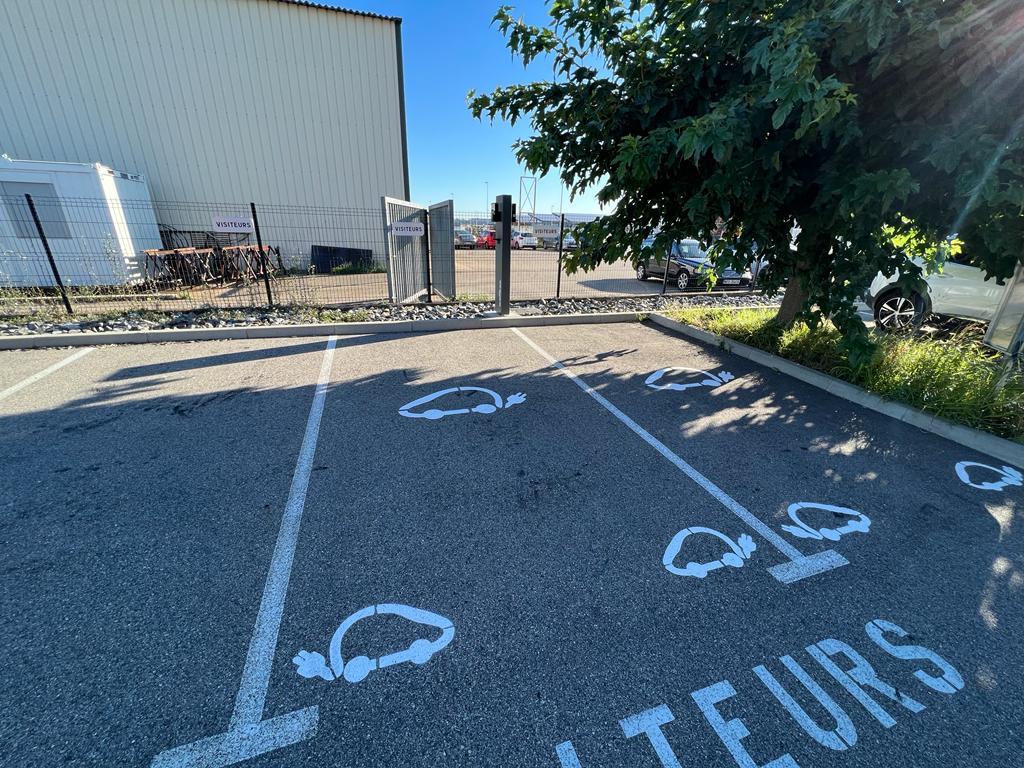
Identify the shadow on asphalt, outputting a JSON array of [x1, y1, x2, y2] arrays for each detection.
[[100, 334, 405, 382], [0, 332, 1020, 766]]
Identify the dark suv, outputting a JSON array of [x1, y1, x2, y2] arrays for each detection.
[[637, 239, 751, 290]]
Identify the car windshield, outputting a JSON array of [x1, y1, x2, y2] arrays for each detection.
[[673, 242, 706, 259]]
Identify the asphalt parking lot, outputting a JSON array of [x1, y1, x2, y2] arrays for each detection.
[[1, 322, 1021, 767]]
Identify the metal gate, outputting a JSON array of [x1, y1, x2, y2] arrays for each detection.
[[382, 196, 429, 303], [428, 199, 455, 299], [382, 196, 457, 303]]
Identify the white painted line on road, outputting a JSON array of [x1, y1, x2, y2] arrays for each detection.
[[151, 335, 338, 767], [0, 347, 94, 404], [151, 708, 318, 768], [511, 328, 847, 583], [232, 335, 338, 726]]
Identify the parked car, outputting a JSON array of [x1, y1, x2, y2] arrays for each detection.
[[511, 231, 539, 249], [475, 230, 496, 249], [636, 239, 752, 290], [866, 256, 1007, 330], [454, 231, 476, 249], [561, 233, 578, 250]]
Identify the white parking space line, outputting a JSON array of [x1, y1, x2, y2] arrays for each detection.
[[152, 336, 338, 768], [511, 328, 847, 583], [0, 347, 94, 404]]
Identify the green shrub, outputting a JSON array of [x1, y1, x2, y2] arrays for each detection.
[[664, 306, 1024, 442]]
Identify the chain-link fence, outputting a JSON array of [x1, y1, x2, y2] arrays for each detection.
[[0, 195, 755, 318]]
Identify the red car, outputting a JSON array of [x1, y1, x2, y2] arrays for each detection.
[[475, 231, 496, 248]]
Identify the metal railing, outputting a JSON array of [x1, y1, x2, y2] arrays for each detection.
[[0, 195, 758, 318]]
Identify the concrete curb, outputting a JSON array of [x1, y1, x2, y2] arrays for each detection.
[[0, 311, 640, 350], [649, 313, 1024, 467]]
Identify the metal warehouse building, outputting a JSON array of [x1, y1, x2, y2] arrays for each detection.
[[0, 0, 409, 210]]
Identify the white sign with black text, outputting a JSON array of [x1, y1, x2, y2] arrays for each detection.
[[212, 216, 254, 234], [391, 222, 425, 237]]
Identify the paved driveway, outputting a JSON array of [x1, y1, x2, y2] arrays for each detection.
[[1, 322, 1020, 767]]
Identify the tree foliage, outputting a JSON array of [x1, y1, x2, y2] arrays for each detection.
[[470, 0, 1024, 357]]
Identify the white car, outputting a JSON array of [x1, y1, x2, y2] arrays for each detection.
[[866, 257, 1007, 330], [511, 231, 538, 249]]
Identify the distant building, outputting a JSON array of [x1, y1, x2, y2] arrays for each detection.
[[0, 0, 409, 214]]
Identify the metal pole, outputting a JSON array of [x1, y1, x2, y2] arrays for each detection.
[[555, 213, 565, 300], [660, 246, 671, 295], [25, 194, 73, 314], [495, 194, 512, 315], [423, 209, 433, 303], [250, 202, 274, 307]]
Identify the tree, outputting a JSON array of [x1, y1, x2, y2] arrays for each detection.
[[470, 0, 1024, 356]]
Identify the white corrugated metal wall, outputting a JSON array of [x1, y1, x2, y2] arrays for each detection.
[[0, 0, 408, 208]]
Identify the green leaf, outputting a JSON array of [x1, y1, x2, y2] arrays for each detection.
[[771, 103, 792, 130]]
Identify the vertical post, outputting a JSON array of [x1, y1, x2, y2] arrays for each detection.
[[660, 245, 671, 295], [494, 194, 512, 315], [250, 202, 274, 307], [423, 209, 433, 303], [382, 196, 395, 303], [555, 213, 565, 300], [25, 194, 73, 315]]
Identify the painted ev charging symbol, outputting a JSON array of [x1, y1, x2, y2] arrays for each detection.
[[399, 386, 526, 421], [645, 367, 735, 392], [780, 503, 871, 542], [955, 461, 1023, 492], [662, 527, 757, 579], [293, 603, 455, 684]]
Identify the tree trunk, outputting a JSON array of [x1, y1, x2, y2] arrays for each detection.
[[774, 268, 809, 327]]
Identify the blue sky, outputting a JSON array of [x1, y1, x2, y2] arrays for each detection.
[[340, 0, 605, 214]]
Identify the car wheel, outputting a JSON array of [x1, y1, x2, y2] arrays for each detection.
[[874, 291, 925, 331], [676, 270, 690, 290], [636, 264, 648, 281]]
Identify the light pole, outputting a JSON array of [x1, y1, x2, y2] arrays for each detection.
[[485, 181, 489, 214]]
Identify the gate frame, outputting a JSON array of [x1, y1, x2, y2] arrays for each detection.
[[427, 199, 456, 301], [381, 195, 429, 304], [382, 196, 457, 305]]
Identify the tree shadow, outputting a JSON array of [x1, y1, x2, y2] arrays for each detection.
[[0, 331, 1020, 766]]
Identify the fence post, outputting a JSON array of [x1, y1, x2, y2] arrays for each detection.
[[25, 194, 73, 315], [555, 214, 565, 300], [250, 202, 274, 308], [660, 246, 671, 295], [423, 209, 433, 303]]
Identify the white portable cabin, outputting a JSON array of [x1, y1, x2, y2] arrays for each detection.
[[0, 156, 163, 286]]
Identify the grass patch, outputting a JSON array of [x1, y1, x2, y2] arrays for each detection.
[[329, 263, 386, 275], [663, 306, 1024, 443], [291, 306, 372, 323], [452, 293, 492, 303]]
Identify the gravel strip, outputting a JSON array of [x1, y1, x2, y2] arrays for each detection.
[[0, 292, 780, 336]]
